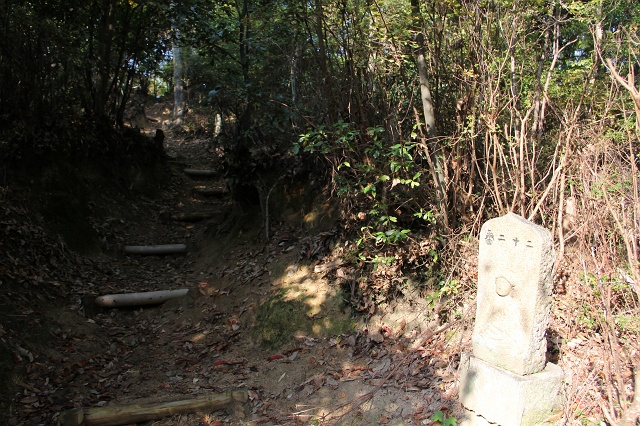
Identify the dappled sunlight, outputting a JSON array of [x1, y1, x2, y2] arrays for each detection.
[[278, 265, 331, 317], [189, 331, 208, 343], [251, 257, 354, 350]]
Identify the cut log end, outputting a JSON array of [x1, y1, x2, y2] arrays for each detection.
[[231, 389, 249, 403], [58, 408, 84, 426]]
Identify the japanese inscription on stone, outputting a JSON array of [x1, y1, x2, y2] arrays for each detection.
[[472, 212, 555, 375]]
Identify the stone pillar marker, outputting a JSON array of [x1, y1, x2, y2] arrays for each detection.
[[473, 212, 554, 374], [459, 212, 565, 425]]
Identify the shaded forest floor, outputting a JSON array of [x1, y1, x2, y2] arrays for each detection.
[[1, 103, 636, 426], [0, 104, 468, 426]]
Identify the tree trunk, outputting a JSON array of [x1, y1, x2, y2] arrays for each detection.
[[95, 0, 115, 119], [314, 0, 336, 123], [236, 0, 253, 137], [411, 0, 448, 230], [171, 3, 186, 125], [172, 37, 186, 124]]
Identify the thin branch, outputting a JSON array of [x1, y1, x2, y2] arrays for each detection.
[[605, 58, 640, 98]]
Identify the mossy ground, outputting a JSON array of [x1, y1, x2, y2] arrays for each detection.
[[254, 264, 354, 350]]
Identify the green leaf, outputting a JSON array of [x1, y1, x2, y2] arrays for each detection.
[[432, 411, 445, 423]]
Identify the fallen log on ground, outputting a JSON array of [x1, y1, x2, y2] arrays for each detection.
[[94, 288, 189, 308], [192, 186, 228, 197], [170, 211, 218, 222], [184, 168, 218, 177], [167, 159, 189, 167], [123, 244, 187, 255], [58, 389, 248, 426], [314, 259, 343, 274]]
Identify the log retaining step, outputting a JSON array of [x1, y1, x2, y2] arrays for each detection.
[[94, 289, 190, 308], [192, 186, 228, 197], [58, 389, 248, 426], [170, 211, 219, 222], [184, 169, 218, 177], [123, 244, 187, 255]]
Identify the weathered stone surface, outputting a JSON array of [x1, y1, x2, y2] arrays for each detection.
[[458, 213, 565, 425], [472, 212, 555, 375], [459, 353, 564, 426]]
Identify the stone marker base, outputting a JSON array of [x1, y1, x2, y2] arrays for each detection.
[[459, 353, 564, 426]]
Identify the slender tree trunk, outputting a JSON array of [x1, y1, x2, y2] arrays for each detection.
[[95, 0, 115, 120], [238, 0, 250, 89], [171, 1, 186, 124], [314, 0, 336, 123], [290, 38, 302, 129], [290, 45, 298, 107], [115, 9, 141, 127], [236, 0, 252, 136], [172, 35, 186, 124], [411, 0, 448, 229]]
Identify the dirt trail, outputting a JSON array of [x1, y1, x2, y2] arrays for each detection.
[[3, 110, 467, 426]]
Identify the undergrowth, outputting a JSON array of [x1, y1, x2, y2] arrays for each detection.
[[293, 112, 640, 424]]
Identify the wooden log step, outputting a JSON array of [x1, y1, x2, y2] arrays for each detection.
[[167, 159, 189, 167], [94, 289, 189, 308], [58, 389, 248, 426], [123, 244, 187, 255], [192, 186, 228, 197], [170, 211, 219, 222], [184, 168, 218, 177]]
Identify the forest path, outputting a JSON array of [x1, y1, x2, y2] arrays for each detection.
[[4, 105, 465, 425]]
